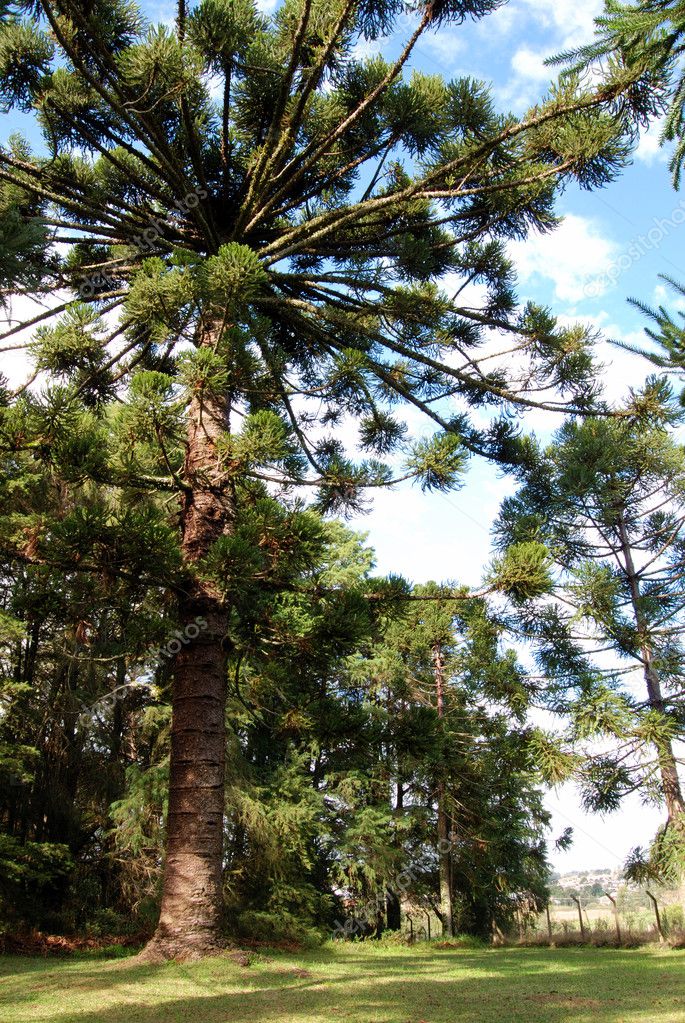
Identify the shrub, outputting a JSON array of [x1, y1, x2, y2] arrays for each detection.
[[0, 833, 73, 929], [234, 909, 323, 948]]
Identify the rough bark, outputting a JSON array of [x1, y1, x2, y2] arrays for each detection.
[[432, 642, 455, 938], [617, 513, 685, 822], [141, 320, 235, 962], [643, 652, 685, 821]]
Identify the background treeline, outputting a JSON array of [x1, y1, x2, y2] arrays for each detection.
[[0, 489, 552, 943]]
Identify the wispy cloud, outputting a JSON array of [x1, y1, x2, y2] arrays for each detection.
[[509, 214, 618, 304]]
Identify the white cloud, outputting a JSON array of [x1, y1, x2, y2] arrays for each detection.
[[351, 36, 384, 62], [418, 27, 466, 75], [511, 46, 553, 83], [636, 130, 663, 165], [517, 0, 603, 50], [593, 327, 652, 403], [496, 0, 603, 111], [634, 117, 670, 165], [473, 3, 519, 39], [546, 786, 664, 872], [653, 280, 685, 311], [1, 294, 58, 389], [497, 45, 555, 109], [439, 276, 489, 309], [509, 214, 618, 304], [0, 290, 126, 392], [351, 457, 512, 588], [1, 344, 32, 390], [146, 0, 177, 28]]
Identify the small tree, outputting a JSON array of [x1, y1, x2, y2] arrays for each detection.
[[358, 582, 544, 938], [495, 395, 685, 829]]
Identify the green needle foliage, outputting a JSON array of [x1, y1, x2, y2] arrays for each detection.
[[338, 583, 552, 939], [0, 0, 659, 956], [557, 5, 685, 390], [0, 0, 650, 496], [616, 274, 685, 389], [0, 498, 553, 942], [552, 0, 685, 185], [495, 390, 685, 879]]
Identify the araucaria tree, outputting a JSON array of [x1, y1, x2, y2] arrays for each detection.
[[495, 398, 685, 856], [0, 0, 650, 958]]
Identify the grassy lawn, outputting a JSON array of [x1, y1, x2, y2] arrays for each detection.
[[1, 942, 684, 1023]]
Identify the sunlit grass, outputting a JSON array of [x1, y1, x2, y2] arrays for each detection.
[[1, 941, 683, 1023]]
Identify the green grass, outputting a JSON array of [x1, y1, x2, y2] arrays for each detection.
[[1, 942, 684, 1023]]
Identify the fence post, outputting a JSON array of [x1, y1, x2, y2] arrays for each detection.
[[603, 892, 621, 943], [646, 891, 665, 941], [571, 895, 586, 941], [545, 904, 553, 945]]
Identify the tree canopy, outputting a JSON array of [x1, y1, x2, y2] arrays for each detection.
[[0, 0, 677, 958]]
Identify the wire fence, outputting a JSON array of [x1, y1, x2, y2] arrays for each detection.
[[525, 891, 683, 946], [399, 892, 684, 946]]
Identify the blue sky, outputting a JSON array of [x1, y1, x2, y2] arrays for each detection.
[[5, 0, 684, 873]]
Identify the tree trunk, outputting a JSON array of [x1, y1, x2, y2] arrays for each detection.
[[644, 652, 685, 820], [437, 780, 454, 937], [617, 513, 685, 821], [141, 320, 235, 962], [385, 888, 401, 931], [386, 777, 404, 931], [432, 642, 455, 937]]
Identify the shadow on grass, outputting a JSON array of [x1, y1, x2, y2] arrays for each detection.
[[1, 946, 683, 1023]]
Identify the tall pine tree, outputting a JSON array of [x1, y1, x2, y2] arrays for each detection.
[[0, 0, 650, 957]]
